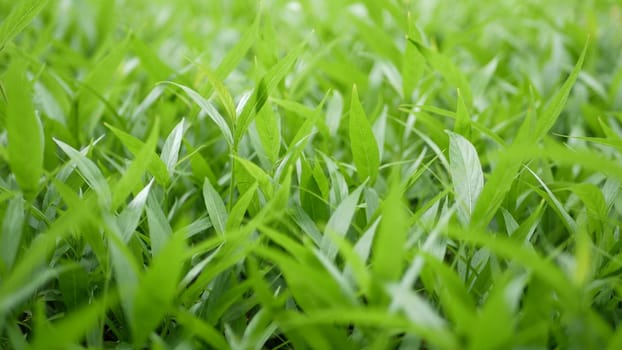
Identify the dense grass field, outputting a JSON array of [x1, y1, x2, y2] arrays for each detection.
[[1, 0, 622, 348]]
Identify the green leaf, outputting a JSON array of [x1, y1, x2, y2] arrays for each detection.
[[77, 37, 130, 137], [351, 16, 401, 67], [0, 0, 49, 51], [5, 62, 44, 196], [446, 224, 576, 304], [571, 183, 608, 226], [163, 82, 234, 147], [212, 13, 259, 88], [0, 182, 97, 319], [235, 38, 308, 144], [455, 89, 471, 137], [530, 41, 588, 142], [0, 266, 72, 317], [186, 141, 217, 185], [525, 166, 577, 234], [0, 195, 25, 270], [608, 326, 622, 350], [329, 230, 371, 295], [470, 147, 523, 230], [447, 131, 484, 224], [54, 139, 112, 208], [234, 156, 274, 198], [402, 30, 424, 100], [226, 183, 258, 231], [160, 118, 186, 175], [146, 193, 173, 256], [469, 274, 526, 350], [57, 263, 89, 312], [28, 294, 112, 350], [349, 85, 380, 183], [203, 177, 228, 235], [132, 231, 186, 348], [112, 119, 159, 210], [107, 228, 140, 325], [175, 310, 231, 350], [372, 182, 408, 282], [131, 37, 175, 81], [321, 185, 364, 261], [387, 284, 454, 344], [408, 39, 473, 107], [256, 103, 281, 163], [195, 62, 237, 124], [422, 253, 476, 335], [106, 122, 170, 186]]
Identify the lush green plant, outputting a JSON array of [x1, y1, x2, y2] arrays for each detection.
[[1, 0, 622, 348]]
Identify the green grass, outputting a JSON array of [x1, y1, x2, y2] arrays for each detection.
[[1, 0, 622, 348]]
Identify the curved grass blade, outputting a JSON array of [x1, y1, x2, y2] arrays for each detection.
[[162, 82, 234, 147], [54, 139, 112, 208], [0, 0, 49, 52]]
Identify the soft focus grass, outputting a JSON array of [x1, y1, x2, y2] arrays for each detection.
[[1, 0, 622, 349]]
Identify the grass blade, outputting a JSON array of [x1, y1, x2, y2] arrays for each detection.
[[54, 139, 112, 208], [235, 38, 308, 145], [530, 42, 588, 142], [372, 182, 408, 282], [349, 85, 380, 183], [0, 0, 49, 51], [163, 82, 234, 147], [321, 185, 364, 261], [132, 231, 186, 348], [146, 193, 173, 256], [5, 62, 44, 197], [106, 122, 170, 186], [160, 118, 186, 175], [112, 119, 159, 210], [0, 195, 25, 270], [203, 177, 228, 235]]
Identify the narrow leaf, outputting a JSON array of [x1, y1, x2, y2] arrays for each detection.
[[235, 38, 308, 144], [160, 118, 186, 174], [203, 178, 228, 235], [0, 195, 25, 269], [349, 85, 380, 183], [321, 185, 364, 260], [106, 122, 170, 186], [447, 131, 484, 224], [256, 103, 281, 163], [132, 232, 186, 348], [226, 183, 258, 231], [0, 0, 49, 51], [5, 62, 44, 196], [54, 139, 112, 208], [112, 119, 159, 209], [163, 82, 233, 146], [372, 183, 408, 281], [146, 193, 173, 256], [530, 42, 588, 142]]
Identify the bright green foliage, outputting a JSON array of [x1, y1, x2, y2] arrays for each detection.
[[349, 85, 380, 183], [447, 131, 484, 224], [1, 0, 622, 349], [0, 0, 48, 52], [5, 62, 44, 197]]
